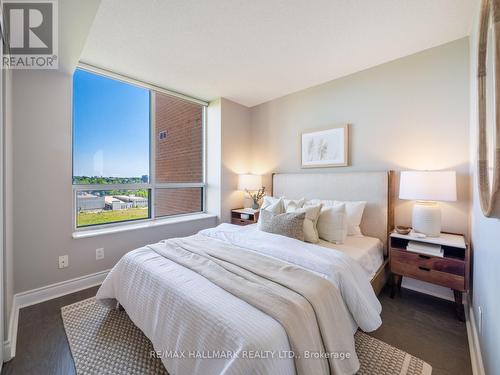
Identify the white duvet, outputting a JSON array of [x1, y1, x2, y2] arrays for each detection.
[[96, 223, 382, 375]]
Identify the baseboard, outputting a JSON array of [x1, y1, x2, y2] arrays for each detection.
[[2, 300, 18, 361], [3, 269, 110, 362], [465, 295, 486, 375]]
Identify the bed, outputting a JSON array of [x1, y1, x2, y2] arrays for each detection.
[[317, 236, 384, 280], [96, 171, 395, 375], [272, 171, 395, 295]]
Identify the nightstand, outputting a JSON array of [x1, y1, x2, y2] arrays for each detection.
[[389, 231, 470, 321], [231, 208, 260, 226]]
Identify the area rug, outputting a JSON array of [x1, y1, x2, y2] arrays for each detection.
[[61, 298, 432, 375]]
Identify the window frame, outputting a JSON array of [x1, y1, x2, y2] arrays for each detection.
[[72, 63, 208, 231]]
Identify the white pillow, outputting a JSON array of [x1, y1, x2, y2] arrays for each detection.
[[334, 200, 366, 237], [283, 198, 305, 212], [261, 196, 280, 210], [305, 199, 366, 237], [286, 203, 322, 243], [316, 203, 348, 244], [258, 197, 284, 229]]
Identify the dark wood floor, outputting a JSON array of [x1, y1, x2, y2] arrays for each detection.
[[2, 286, 471, 375], [372, 288, 472, 375]]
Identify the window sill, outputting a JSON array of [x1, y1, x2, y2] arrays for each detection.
[[72, 213, 217, 239]]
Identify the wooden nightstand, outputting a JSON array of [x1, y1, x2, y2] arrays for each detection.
[[389, 232, 470, 321], [231, 208, 260, 226]]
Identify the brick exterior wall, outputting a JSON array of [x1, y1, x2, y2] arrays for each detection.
[[154, 93, 203, 216], [155, 188, 202, 217], [155, 93, 203, 183]]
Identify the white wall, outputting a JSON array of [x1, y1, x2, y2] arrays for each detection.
[[250, 38, 471, 299], [206, 99, 222, 219], [469, 1, 500, 373]]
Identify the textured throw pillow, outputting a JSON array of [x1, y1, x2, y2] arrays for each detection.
[[259, 210, 305, 241], [287, 203, 322, 243], [316, 203, 348, 244], [258, 197, 284, 229]]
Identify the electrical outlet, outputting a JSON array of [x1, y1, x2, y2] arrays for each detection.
[[58, 255, 69, 269], [478, 306, 483, 333], [96, 248, 104, 260]]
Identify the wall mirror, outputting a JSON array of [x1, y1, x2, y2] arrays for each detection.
[[478, 0, 500, 218]]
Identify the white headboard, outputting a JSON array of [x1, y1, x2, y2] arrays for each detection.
[[272, 171, 394, 250]]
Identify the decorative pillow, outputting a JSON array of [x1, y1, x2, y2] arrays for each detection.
[[258, 197, 284, 229], [316, 203, 348, 244], [261, 196, 280, 210], [334, 200, 366, 237], [259, 210, 305, 241], [306, 199, 366, 237], [283, 198, 305, 212], [286, 203, 322, 243]]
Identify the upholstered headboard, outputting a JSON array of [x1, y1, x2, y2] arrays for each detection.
[[272, 171, 395, 251]]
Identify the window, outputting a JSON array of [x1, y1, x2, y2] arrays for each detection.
[[72, 67, 206, 228]]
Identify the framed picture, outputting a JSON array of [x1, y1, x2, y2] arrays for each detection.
[[301, 124, 349, 168]]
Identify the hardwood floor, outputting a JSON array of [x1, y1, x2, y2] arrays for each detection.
[[2, 285, 472, 375], [2, 286, 99, 375], [372, 287, 472, 375]]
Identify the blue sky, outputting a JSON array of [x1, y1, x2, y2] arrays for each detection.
[[72, 69, 150, 177]]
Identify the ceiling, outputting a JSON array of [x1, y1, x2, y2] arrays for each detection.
[[81, 0, 476, 107]]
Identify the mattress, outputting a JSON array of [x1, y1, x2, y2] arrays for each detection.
[[317, 236, 384, 280]]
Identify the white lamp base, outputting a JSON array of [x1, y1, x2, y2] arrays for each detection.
[[412, 201, 441, 237]]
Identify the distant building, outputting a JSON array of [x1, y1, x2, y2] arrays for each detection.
[[141, 175, 149, 183], [77, 192, 105, 211], [114, 195, 148, 208], [105, 196, 132, 210]]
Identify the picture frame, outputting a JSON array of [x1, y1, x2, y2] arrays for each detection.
[[301, 124, 349, 168]]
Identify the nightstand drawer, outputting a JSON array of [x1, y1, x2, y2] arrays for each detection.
[[391, 249, 465, 276], [231, 218, 255, 226], [391, 260, 464, 290], [391, 250, 465, 290]]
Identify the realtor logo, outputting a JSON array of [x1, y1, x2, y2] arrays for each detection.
[[2, 0, 58, 69]]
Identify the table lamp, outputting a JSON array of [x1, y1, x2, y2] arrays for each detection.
[[399, 171, 457, 237], [238, 174, 265, 209]]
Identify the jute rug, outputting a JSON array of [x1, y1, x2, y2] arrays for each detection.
[[61, 298, 432, 375]]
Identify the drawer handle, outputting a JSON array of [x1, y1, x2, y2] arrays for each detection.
[[418, 266, 431, 272], [418, 255, 431, 260]]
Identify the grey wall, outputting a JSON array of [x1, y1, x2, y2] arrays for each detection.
[[469, 1, 500, 373], [250, 38, 470, 299], [8, 0, 219, 295], [220, 98, 251, 223], [4, 0, 105, 338], [3, 69, 13, 340], [11, 70, 216, 294], [8, 0, 249, 296]]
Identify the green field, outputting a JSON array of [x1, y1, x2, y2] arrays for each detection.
[[77, 208, 149, 227]]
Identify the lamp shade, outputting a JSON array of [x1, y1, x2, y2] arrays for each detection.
[[238, 174, 262, 191], [399, 171, 457, 202]]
